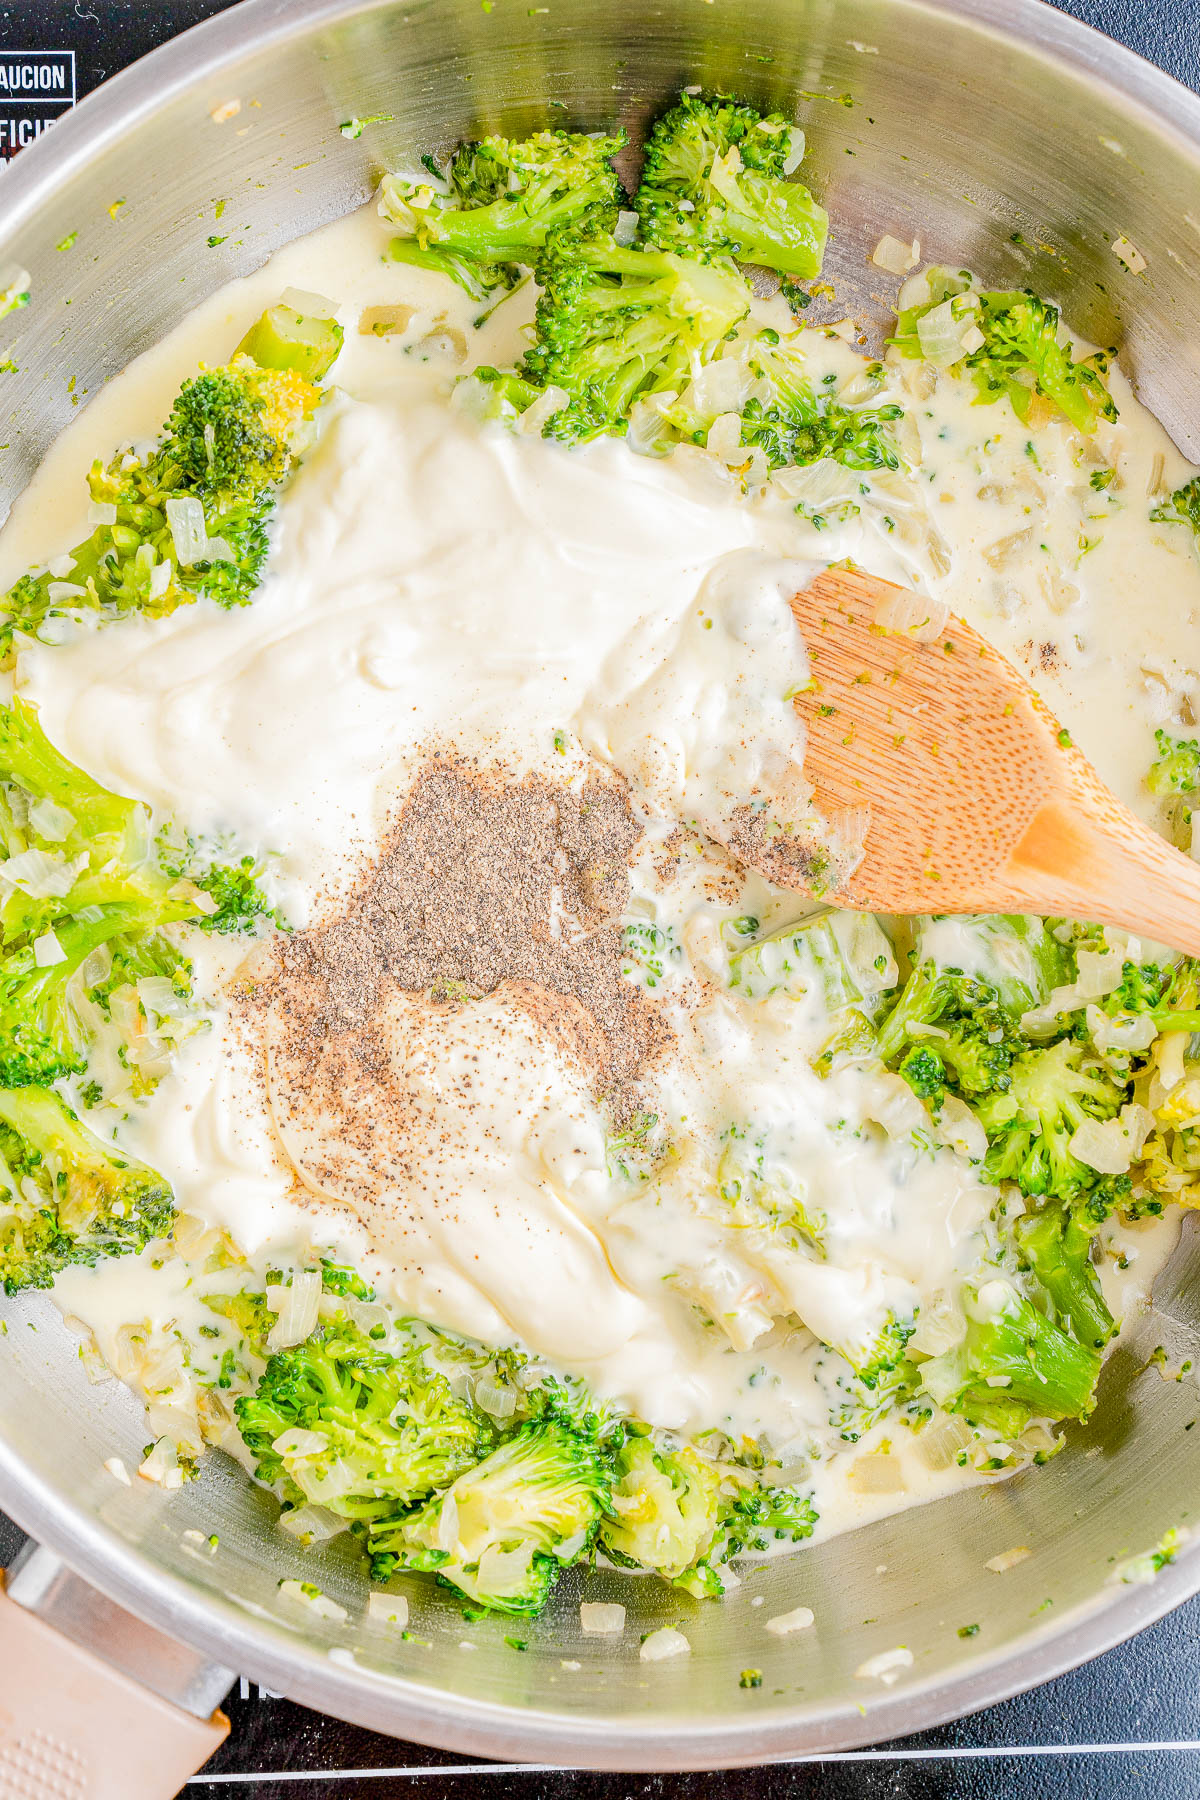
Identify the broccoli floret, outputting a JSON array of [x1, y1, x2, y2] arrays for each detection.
[[0, 700, 281, 1107], [716, 1122, 826, 1255], [723, 1480, 817, 1556], [203, 1288, 275, 1358], [827, 1313, 921, 1442], [598, 1431, 816, 1598], [853, 1315, 918, 1392], [0, 698, 209, 934], [898, 1016, 1018, 1106], [892, 271, 1116, 434], [0, 906, 154, 1088], [877, 915, 1069, 1073], [978, 1036, 1124, 1200], [635, 93, 828, 279], [155, 826, 287, 939], [1151, 476, 1200, 543], [520, 232, 751, 444], [1147, 728, 1200, 797], [459, 366, 543, 422], [0, 323, 328, 653], [734, 339, 901, 471], [319, 1258, 376, 1302], [0, 695, 137, 849], [379, 130, 625, 299], [1013, 1199, 1116, 1352], [920, 1277, 1103, 1426], [727, 908, 896, 1011], [192, 857, 286, 936], [599, 1432, 727, 1591], [375, 1417, 612, 1614], [0, 1084, 174, 1292], [236, 1319, 489, 1530]]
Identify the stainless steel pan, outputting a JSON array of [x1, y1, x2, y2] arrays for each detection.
[[2, 0, 1200, 1781]]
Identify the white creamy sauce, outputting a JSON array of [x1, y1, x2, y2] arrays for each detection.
[[5, 198, 1198, 1551]]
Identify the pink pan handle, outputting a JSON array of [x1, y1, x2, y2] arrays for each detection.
[[0, 1565, 230, 1800]]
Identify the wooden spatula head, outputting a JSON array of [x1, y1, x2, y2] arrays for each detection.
[[787, 567, 1200, 958]]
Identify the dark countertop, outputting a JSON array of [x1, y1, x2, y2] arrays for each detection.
[[3, 1, 1200, 1793]]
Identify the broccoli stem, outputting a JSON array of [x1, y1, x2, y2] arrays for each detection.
[[235, 302, 344, 383]]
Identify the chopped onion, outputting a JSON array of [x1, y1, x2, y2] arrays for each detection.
[[368, 1590, 409, 1626], [516, 384, 569, 436], [473, 1375, 517, 1420], [32, 930, 66, 968], [47, 554, 76, 579], [916, 293, 980, 367], [1086, 1008, 1165, 1058], [279, 286, 338, 319], [1075, 948, 1126, 997], [28, 797, 73, 842], [1070, 1104, 1155, 1175], [852, 1453, 905, 1493], [707, 146, 745, 209], [936, 1093, 988, 1162], [279, 1504, 344, 1542], [910, 1293, 966, 1360], [47, 581, 86, 604], [1111, 235, 1147, 275], [272, 1427, 330, 1458], [266, 1269, 322, 1350], [863, 1070, 929, 1141], [87, 500, 118, 527], [782, 127, 806, 175], [639, 1626, 691, 1662], [688, 354, 757, 420], [138, 1437, 183, 1486], [295, 1455, 362, 1506], [278, 1579, 348, 1624], [334, 1300, 385, 1345], [871, 586, 949, 643], [104, 1456, 132, 1485], [855, 1646, 913, 1684], [433, 1491, 460, 1553], [476, 1541, 533, 1593], [871, 235, 919, 275], [134, 977, 189, 1022], [148, 558, 173, 601], [165, 495, 209, 567], [0, 848, 85, 898], [614, 210, 639, 247], [579, 1601, 625, 1635], [985, 1545, 1031, 1573], [202, 536, 236, 564], [743, 445, 770, 489], [706, 411, 744, 464], [765, 1604, 814, 1636]]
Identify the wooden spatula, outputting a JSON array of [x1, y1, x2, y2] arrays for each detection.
[[780, 565, 1200, 958]]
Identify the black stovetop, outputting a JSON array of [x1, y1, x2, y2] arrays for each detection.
[[2, 1, 1199, 1793]]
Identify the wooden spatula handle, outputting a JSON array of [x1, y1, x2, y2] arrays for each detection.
[[1004, 796, 1200, 960]]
